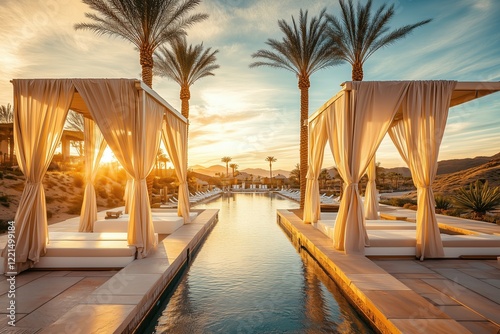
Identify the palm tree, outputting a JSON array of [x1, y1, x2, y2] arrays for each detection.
[[75, 0, 208, 88], [250, 9, 341, 208], [0, 104, 13, 123], [229, 163, 238, 177], [265, 156, 277, 187], [155, 37, 219, 119], [326, 0, 431, 81], [221, 156, 232, 177]]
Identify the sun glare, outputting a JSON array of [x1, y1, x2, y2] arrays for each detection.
[[100, 147, 117, 164]]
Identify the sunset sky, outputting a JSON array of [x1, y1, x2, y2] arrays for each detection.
[[0, 0, 499, 171]]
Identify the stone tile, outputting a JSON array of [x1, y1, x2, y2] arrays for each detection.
[[84, 294, 143, 305], [44, 271, 72, 277], [392, 273, 443, 279], [323, 253, 387, 275], [458, 321, 500, 334], [458, 268, 500, 279], [15, 276, 110, 329], [374, 260, 435, 274], [365, 290, 448, 319], [0, 271, 50, 294], [421, 293, 461, 306], [40, 304, 136, 334], [420, 259, 473, 269], [0, 276, 82, 314], [390, 319, 471, 334], [92, 273, 161, 296], [0, 312, 27, 328], [483, 279, 500, 289], [350, 274, 410, 291], [424, 278, 500, 325], [398, 278, 444, 294], [65, 270, 119, 277], [433, 268, 500, 304], [120, 258, 171, 275], [438, 305, 486, 321], [163, 240, 188, 259]]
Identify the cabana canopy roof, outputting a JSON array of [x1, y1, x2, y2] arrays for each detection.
[[310, 81, 500, 122], [48, 79, 187, 123]]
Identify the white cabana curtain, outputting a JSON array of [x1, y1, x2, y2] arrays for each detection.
[[162, 110, 190, 223], [78, 118, 107, 232], [304, 111, 329, 223], [2, 79, 73, 273], [364, 156, 379, 219], [327, 82, 410, 254], [73, 79, 162, 258], [388, 80, 456, 259], [123, 177, 133, 214]]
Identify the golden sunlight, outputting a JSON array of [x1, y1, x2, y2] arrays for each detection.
[[100, 146, 117, 164]]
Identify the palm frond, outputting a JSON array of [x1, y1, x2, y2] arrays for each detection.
[[250, 8, 341, 78], [326, 0, 431, 76], [154, 37, 219, 87]]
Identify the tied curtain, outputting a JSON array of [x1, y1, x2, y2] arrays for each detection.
[[364, 156, 379, 220], [2, 79, 73, 273], [73, 79, 163, 258], [78, 118, 107, 232], [162, 110, 190, 222], [389, 81, 456, 259], [303, 110, 328, 223], [327, 82, 410, 254]]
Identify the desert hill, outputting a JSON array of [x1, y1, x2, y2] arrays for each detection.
[[433, 158, 500, 195], [0, 166, 126, 224]]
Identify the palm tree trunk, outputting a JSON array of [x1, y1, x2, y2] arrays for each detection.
[[298, 75, 310, 209], [140, 47, 154, 88], [180, 85, 191, 119], [352, 61, 364, 81]]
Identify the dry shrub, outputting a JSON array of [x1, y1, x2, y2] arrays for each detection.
[[72, 173, 85, 188]]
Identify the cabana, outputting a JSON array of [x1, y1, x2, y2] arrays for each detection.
[[304, 81, 500, 260], [1, 79, 190, 274]]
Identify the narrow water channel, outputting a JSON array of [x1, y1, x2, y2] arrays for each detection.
[[142, 192, 373, 333]]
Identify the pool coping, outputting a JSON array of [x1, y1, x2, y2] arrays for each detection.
[[277, 209, 471, 334]]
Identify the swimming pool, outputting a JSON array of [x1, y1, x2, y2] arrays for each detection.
[[142, 192, 373, 333]]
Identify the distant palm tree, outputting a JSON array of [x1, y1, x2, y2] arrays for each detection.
[[265, 156, 277, 187], [155, 38, 219, 119], [326, 0, 431, 81], [0, 104, 13, 123], [250, 9, 341, 208], [221, 156, 232, 177], [75, 0, 208, 88], [229, 163, 238, 177]]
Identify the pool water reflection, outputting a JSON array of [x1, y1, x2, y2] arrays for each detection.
[[143, 193, 373, 333]]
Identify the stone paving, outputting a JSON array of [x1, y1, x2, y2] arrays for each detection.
[[0, 209, 219, 333], [277, 207, 500, 334]]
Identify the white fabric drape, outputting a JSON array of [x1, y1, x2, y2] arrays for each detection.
[[78, 118, 107, 232], [304, 111, 329, 223], [364, 156, 379, 219], [389, 81, 456, 259], [2, 79, 73, 273], [162, 110, 190, 222], [123, 177, 133, 214], [327, 82, 410, 254], [73, 79, 162, 258]]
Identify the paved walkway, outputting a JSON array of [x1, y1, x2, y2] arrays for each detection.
[[0, 209, 219, 333], [278, 207, 500, 334]]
